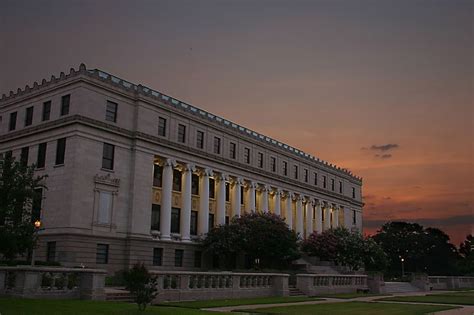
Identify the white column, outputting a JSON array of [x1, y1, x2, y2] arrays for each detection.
[[160, 159, 175, 240], [273, 189, 281, 216], [305, 199, 313, 238], [260, 185, 269, 213], [216, 173, 227, 226], [334, 205, 339, 228], [231, 177, 243, 217], [198, 168, 212, 235], [180, 164, 194, 242], [247, 181, 256, 212], [324, 202, 331, 230], [296, 195, 304, 237], [315, 200, 323, 233], [285, 192, 293, 229]]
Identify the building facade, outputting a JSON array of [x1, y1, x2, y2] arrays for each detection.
[[0, 64, 363, 273]]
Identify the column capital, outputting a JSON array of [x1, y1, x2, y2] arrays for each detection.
[[178, 163, 196, 173], [163, 158, 177, 168], [272, 188, 282, 196], [198, 168, 213, 177], [231, 176, 244, 186], [296, 195, 304, 202], [258, 184, 271, 192], [283, 191, 294, 199], [215, 172, 229, 182], [245, 180, 257, 189]]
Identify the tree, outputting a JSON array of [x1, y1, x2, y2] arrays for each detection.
[[0, 153, 47, 261], [202, 212, 300, 269], [457, 234, 474, 275], [123, 263, 158, 311]]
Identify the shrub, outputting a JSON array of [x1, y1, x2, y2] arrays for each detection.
[[123, 263, 158, 311]]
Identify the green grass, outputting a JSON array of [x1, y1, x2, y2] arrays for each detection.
[[250, 301, 458, 315], [160, 296, 322, 309], [378, 291, 474, 305], [318, 293, 389, 299], [0, 298, 214, 315]]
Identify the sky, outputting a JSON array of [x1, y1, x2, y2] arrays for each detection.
[[1, 0, 472, 244]]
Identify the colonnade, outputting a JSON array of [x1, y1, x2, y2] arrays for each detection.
[[157, 158, 344, 242]]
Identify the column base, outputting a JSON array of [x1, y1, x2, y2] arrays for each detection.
[[160, 235, 171, 241]]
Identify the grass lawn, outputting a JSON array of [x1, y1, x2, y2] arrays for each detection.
[[160, 296, 322, 309], [318, 293, 389, 299], [378, 291, 474, 306], [250, 301, 458, 315], [0, 298, 214, 315]]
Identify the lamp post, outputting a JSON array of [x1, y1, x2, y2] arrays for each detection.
[[31, 219, 41, 266], [401, 258, 405, 278]]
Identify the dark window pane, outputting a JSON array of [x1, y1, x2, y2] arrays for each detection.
[[42, 101, 51, 121], [178, 124, 186, 143], [331, 179, 335, 191], [153, 164, 163, 187], [353, 210, 357, 224], [352, 187, 356, 198], [225, 183, 230, 202], [294, 165, 298, 179], [96, 244, 109, 264], [153, 248, 163, 266], [283, 161, 288, 176], [37, 143, 47, 168], [304, 169, 308, 182], [213, 137, 221, 154], [25, 106, 34, 126], [230, 142, 236, 159], [240, 186, 244, 205], [102, 143, 115, 170], [323, 176, 327, 188], [175, 249, 184, 267], [172, 169, 182, 191], [158, 117, 167, 136], [60, 94, 70, 116], [105, 101, 118, 122], [191, 174, 199, 195], [171, 207, 180, 233], [258, 153, 263, 168], [194, 251, 202, 268], [339, 181, 343, 193], [31, 188, 43, 223], [209, 178, 215, 199], [55, 138, 66, 165], [20, 147, 29, 166], [314, 173, 318, 186], [190, 211, 198, 235], [46, 242, 56, 262], [244, 148, 250, 164], [271, 157, 276, 172], [208, 213, 215, 229], [225, 216, 230, 225], [151, 204, 160, 230], [9, 112, 17, 131], [196, 131, 204, 148]]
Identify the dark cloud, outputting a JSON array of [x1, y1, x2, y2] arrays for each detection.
[[370, 144, 399, 151], [364, 215, 474, 230], [375, 154, 392, 159]]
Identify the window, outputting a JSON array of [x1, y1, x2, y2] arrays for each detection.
[[25, 106, 34, 126], [191, 174, 199, 195], [208, 213, 215, 229], [196, 130, 204, 148], [151, 204, 160, 230], [283, 161, 288, 176], [194, 251, 202, 268], [225, 183, 230, 202], [244, 148, 250, 164], [339, 181, 343, 193], [158, 117, 167, 136], [321, 208, 325, 222], [314, 173, 318, 186], [32, 188, 42, 223], [240, 186, 244, 205], [178, 124, 186, 143], [353, 210, 357, 225], [105, 101, 118, 122], [37, 143, 47, 168], [20, 147, 29, 166], [352, 187, 356, 199], [9, 112, 17, 131], [271, 157, 276, 172], [258, 152, 263, 168], [229, 142, 236, 159], [153, 164, 163, 187], [190, 211, 198, 235], [293, 165, 298, 179], [60, 94, 70, 116], [97, 191, 112, 224], [209, 178, 215, 199], [171, 207, 180, 233], [153, 248, 163, 266], [304, 169, 309, 182], [175, 249, 184, 267], [225, 216, 230, 225], [42, 101, 51, 121], [213, 137, 221, 154], [323, 176, 327, 189], [96, 244, 109, 264], [102, 143, 115, 170], [55, 138, 66, 165], [46, 242, 56, 262], [331, 179, 335, 191], [172, 169, 182, 191]]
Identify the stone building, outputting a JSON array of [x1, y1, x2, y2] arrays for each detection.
[[0, 64, 363, 273]]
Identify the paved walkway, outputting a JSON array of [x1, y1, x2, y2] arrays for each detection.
[[202, 291, 474, 314]]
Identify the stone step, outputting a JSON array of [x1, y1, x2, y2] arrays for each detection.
[[288, 287, 306, 297], [105, 291, 134, 302]]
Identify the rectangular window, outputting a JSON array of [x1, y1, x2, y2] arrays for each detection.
[[55, 138, 66, 165], [194, 251, 202, 268], [331, 179, 335, 191], [32, 188, 43, 223], [240, 186, 244, 205], [304, 169, 309, 182], [9, 112, 17, 131], [209, 178, 215, 199], [321, 208, 325, 222], [314, 173, 318, 186], [46, 242, 56, 262], [96, 244, 109, 264], [171, 207, 180, 233], [213, 137, 221, 154], [323, 176, 327, 189], [60, 94, 70, 116], [258, 152, 264, 168], [20, 147, 29, 166], [151, 204, 160, 230], [339, 181, 343, 193], [225, 183, 230, 202], [37, 142, 47, 168], [229, 142, 236, 159], [196, 130, 204, 148], [178, 124, 186, 143], [294, 165, 298, 179], [153, 248, 163, 266], [208, 213, 215, 229], [190, 211, 198, 235], [153, 164, 163, 187], [105, 101, 118, 122], [97, 191, 112, 224], [225, 216, 230, 225], [271, 157, 276, 172], [191, 174, 199, 195], [283, 161, 288, 176], [175, 249, 184, 267], [172, 169, 182, 191], [244, 148, 250, 164], [25, 106, 34, 126], [42, 101, 51, 121], [102, 143, 115, 170], [352, 187, 356, 199], [353, 210, 357, 225], [158, 117, 167, 137]]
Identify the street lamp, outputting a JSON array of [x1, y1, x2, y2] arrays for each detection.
[[401, 258, 405, 278], [31, 220, 41, 266]]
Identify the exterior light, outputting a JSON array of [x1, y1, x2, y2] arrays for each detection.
[[401, 258, 404, 262], [34, 220, 41, 229]]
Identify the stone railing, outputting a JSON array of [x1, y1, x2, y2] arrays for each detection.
[[0, 266, 107, 300], [296, 274, 368, 296], [149, 271, 289, 302], [429, 276, 474, 290]]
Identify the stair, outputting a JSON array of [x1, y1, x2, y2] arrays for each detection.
[[105, 288, 133, 303], [288, 286, 306, 297], [384, 282, 420, 293]]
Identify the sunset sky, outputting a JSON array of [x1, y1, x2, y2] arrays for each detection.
[[1, 0, 472, 244]]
